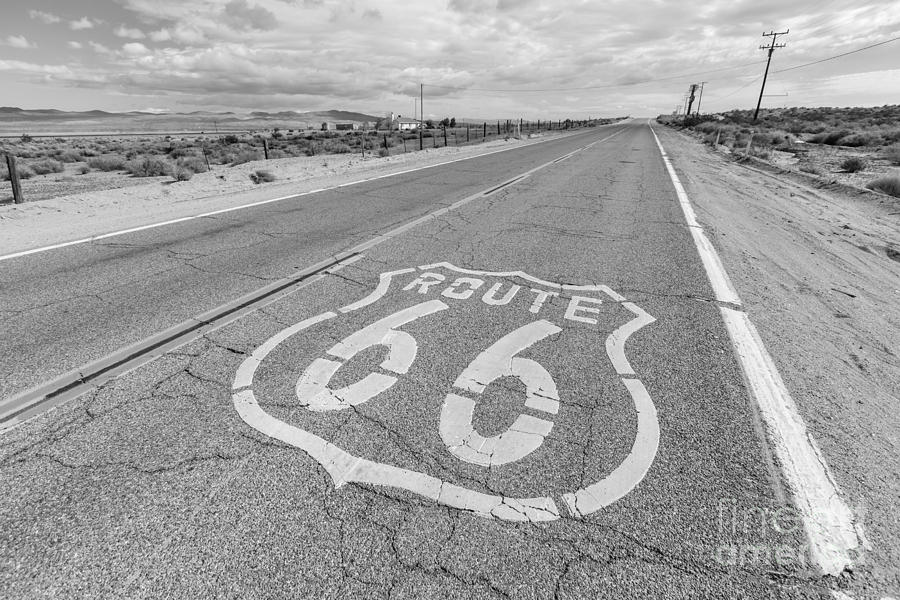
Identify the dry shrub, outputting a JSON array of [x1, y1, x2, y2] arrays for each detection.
[[28, 159, 65, 175], [177, 156, 208, 173], [839, 132, 878, 147], [229, 150, 262, 166], [55, 149, 84, 163], [171, 166, 193, 181], [88, 156, 127, 171], [2, 164, 35, 180], [249, 170, 276, 184], [323, 141, 352, 154], [808, 130, 851, 145], [866, 176, 900, 197], [882, 144, 900, 166], [799, 164, 822, 175], [127, 156, 171, 177], [840, 157, 866, 172]]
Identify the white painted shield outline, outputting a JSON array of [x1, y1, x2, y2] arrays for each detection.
[[232, 262, 659, 521]]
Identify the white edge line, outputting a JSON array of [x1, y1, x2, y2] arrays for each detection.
[[649, 123, 863, 574], [649, 127, 741, 306], [0, 126, 622, 263]]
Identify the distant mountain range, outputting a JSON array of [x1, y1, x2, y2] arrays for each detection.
[[0, 107, 381, 123]]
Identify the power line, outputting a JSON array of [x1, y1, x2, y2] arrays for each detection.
[[423, 60, 766, 94], [772, 34, 900, 73], [694, 33, 899, 109], [705, 74, 764, 104]]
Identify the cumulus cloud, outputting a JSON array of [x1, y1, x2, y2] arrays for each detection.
[[6, 36, 36, 49], [170, 25, 206, 44], [9, 0, 898, 115], [89, 41, 112, 54], [70, 17, 97, 30], [28, 10, 61, 24], [122, 42, 151, 56], [115, 26, 146, 39], [68, 41, 83, 49], [222, 0, 279, 31], [149, 29, 172, 42]]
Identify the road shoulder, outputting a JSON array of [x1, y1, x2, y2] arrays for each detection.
[[655, 124, 900, 598]]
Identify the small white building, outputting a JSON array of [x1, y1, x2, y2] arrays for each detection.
[[396, 117, 420, 131]]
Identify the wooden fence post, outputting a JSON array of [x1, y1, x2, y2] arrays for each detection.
[[483, 122, 486, 140], [443, 126, 447, 147], [201, 144, 211, 171], [744, 132, 755, 157], [5, 154, 23, 204], [262, 139, 269, 160], [714, 129, 721, 147], [467, 125, 470, 143]]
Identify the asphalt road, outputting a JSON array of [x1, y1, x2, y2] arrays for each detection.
[[1, 125, 623, 400], [0, 122, 833, 598]]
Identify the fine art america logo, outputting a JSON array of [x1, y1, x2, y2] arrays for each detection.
[[232, 263, 659, 521]]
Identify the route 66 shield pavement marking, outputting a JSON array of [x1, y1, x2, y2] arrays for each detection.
[[232, 263, 658, 522]]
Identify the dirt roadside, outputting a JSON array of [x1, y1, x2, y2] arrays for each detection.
[[655, 124, 900, 598], [0, 130, 577, 256]]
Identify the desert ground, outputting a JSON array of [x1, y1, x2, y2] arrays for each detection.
[[658, 106, 900, 198]]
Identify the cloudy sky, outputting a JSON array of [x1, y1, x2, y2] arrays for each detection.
[[1, 0, 898, 118]]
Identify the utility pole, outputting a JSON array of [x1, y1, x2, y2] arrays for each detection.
[[754, 29, 788, 121], [419, 83, 424, 151], [684, 84, 698, 121], [695, 81, 706, 115]]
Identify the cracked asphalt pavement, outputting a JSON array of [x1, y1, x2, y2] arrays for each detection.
[[0, 121, 834, 598]]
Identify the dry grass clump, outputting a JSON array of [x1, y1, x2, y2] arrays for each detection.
[[171, 166, 193, 181], [126, 156, 172, 177], [808, 130, 852, 146], [866, 176, 900, 197], [840, 157, 866, 172], [249, 170, 276, 184], [27, 158, 65, 175], [54, 149, 84, 163], [323, 140, 352, 154], [882, 144, 900, 166], [2, 164, 35, 180], [88, 155, 127, 171], [229, 150, 263, 166], [799, 163, 823, 176], [176, 156, 208, 174]]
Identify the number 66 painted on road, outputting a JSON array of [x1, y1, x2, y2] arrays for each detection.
[[296, 299, 562, 467], [232, 264, 659, 521]]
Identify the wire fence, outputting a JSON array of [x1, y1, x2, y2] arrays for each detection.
[[1, 118, 611, 204]]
